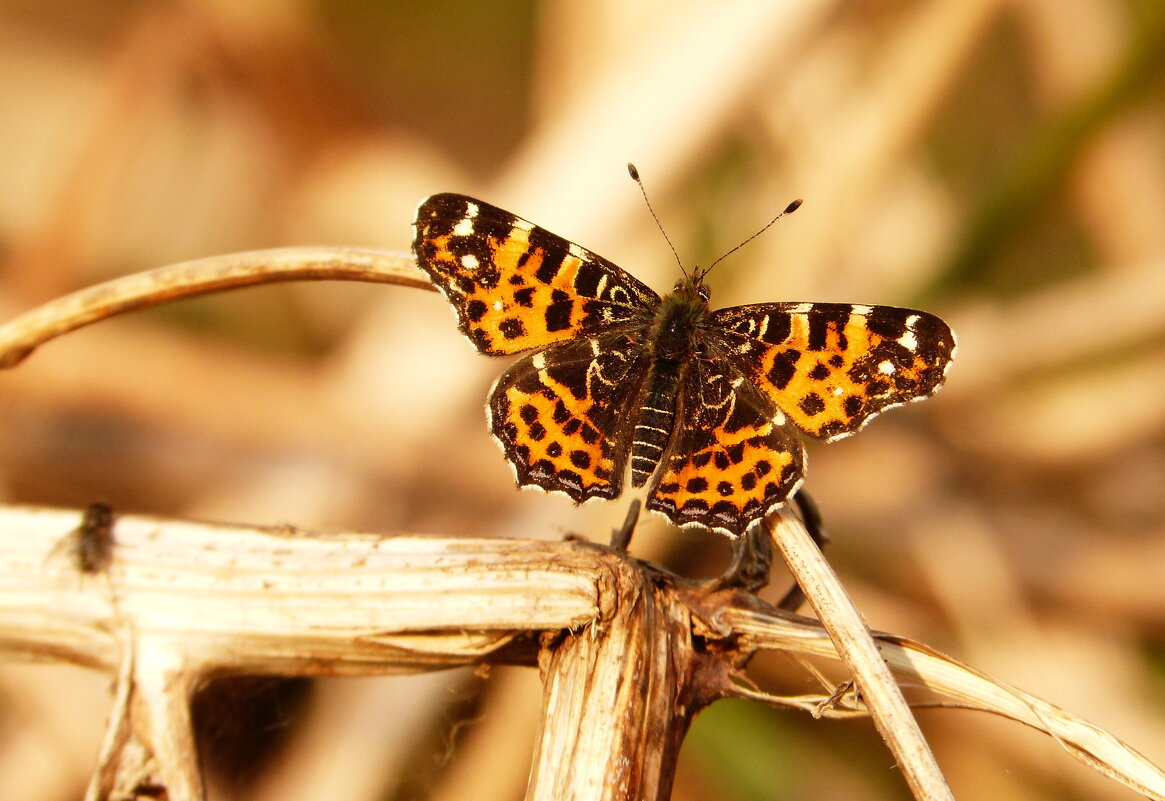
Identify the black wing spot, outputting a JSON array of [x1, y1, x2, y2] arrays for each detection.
[[799, 393, 826, 416], [686, 477, 708, 493], [499, 317, 526, 339], [545, 299, 573, 331], [767, 350, 801, 390], [466, 299, 488, 322], [725, 443, 746, 464]]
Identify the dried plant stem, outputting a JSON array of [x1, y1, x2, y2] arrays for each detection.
[[3, 506, 1164, 799], [0, 247, 428, 368], [766, 508, 955, 801]]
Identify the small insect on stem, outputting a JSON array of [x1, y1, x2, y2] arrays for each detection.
[[73, 501, 115, 573]]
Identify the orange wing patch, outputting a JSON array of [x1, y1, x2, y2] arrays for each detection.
[[712, 303, 955, 441], [423, 226, 587, 354]]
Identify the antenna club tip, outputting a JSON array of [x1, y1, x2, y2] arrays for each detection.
[[785, 199, 803, 214], [627, 163, 640, 181]]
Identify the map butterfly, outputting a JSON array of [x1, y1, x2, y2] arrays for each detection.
[[412, 191, 955, 536]]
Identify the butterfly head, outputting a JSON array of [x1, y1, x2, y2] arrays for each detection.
[[672, 264, 712, 303]]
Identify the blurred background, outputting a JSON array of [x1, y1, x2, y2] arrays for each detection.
[[1, 0, 1163, 799]]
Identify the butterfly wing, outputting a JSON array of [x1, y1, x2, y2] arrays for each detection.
[[488, 331, 652, 503], [645, 355, 805, 536], [710, 303, 955, 440], [413, 194, 660, 355]]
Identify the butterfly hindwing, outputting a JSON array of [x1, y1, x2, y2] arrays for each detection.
[[488, 332, 652, 503], [646, 355, 805, 535], [413, 194, 659, 355], [710, 302, 955, 440]]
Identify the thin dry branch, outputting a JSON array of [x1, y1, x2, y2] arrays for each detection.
[[717, 605, 1165, 801]]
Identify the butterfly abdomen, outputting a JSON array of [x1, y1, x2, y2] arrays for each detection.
[[630, 286, 708, 487], [631, 366, 680, 487]]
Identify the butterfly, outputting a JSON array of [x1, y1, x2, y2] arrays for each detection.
[[412, 192, 955, 536]]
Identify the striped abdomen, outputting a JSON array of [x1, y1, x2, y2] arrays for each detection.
[[630, 366, 680, 487]]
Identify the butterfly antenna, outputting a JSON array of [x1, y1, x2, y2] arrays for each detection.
[[627, 163, 685, 276], [704, 198, 803, 275]]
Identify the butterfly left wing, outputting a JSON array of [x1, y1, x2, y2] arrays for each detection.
[[645, 357, 805, 536], [489, 331, 652, 503], [413, 194, 659, 355], [710, 302, 955, 440]]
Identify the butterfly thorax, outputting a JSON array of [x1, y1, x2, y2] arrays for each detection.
[[648, 278, 711, 362], [629, 277, 712, 488]]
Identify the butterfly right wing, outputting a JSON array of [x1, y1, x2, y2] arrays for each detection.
[[711, 302, 955, 440], [645, 354, 805, 536], [413, 194, 660, 355]]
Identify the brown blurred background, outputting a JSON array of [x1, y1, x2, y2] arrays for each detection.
[[1, 1, 1163, 799]]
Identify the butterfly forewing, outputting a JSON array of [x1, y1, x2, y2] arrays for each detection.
[[413, 194, 659, 355], [711, 303, 955, 441]]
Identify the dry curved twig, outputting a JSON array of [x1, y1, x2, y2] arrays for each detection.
[[0, 246, 427, 368]]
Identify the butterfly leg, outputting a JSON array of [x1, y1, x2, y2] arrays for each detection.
[[712, 522, 773, 592], [609, 499, 642, 551]]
